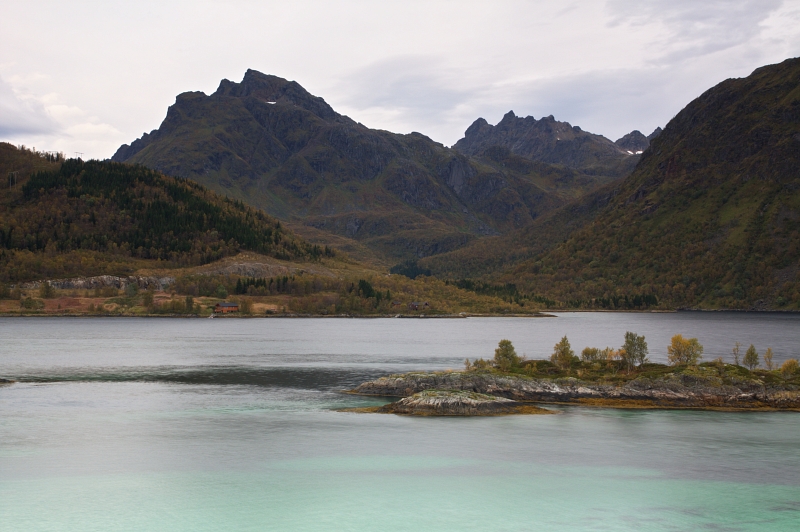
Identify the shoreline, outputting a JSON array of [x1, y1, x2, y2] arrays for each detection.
[[4, 309, 799, 318], [4, 307, 800, 318], [0, 312, 555, 319], [348, 369, 800, 412]]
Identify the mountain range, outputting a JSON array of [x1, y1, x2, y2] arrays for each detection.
[[111, 70, 643, 266], [97, 56, 800, 310], [0, 152, 322, 282], [453, 111, 658, 176]]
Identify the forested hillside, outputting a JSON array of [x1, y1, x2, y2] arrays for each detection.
[[0, 157, 326, 281], [0, 147, 543, 316], [0, 142, 63, 183]]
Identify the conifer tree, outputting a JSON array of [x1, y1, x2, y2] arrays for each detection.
[[551, 336, 574, 370], [494, 339, 520, 371]]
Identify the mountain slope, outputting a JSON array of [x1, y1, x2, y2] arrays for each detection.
[[418, 179, 620, 280], [0, 150, 546, 316], [0, 158, 325, 281], [111, 70, 618, 264], [502, 57, 800, 309]]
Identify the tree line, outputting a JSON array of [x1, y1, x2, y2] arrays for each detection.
[[1, 160, 329, 281], [464, 334, 800, 380]]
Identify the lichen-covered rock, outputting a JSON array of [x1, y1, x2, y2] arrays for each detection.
[[376, 390, 551, 416]]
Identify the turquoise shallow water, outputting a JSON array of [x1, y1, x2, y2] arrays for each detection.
[[1, 316, 800, 531]]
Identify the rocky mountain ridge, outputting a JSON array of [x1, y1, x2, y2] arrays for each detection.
[[453, 111, 643, 177], [111, 70, 632, 265]]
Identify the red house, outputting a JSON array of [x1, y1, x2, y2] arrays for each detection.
[[214, 302, 239, 313]]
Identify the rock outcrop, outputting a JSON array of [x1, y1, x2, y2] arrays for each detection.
[[351, 371, 800, 410], [17, 275, 175, 291], [375, 389, 551, 416], [615, 130, 649, 153]]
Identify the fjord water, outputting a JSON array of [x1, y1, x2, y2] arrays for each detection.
[[1, 314, 799, 531]]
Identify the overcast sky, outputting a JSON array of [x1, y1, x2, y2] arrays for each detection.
[[2, 0, 800, 159]]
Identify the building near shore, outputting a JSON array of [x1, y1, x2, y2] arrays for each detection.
[[214, 302, 239, 313]]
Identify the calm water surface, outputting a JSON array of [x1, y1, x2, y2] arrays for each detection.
[[1, 314, 799, 531]]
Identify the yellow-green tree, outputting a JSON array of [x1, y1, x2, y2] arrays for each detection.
[[622, 331, 648, 371], [781, 359, 799, 378], [667, 334, 703, 366], [743, 344, 759, 370], [551, 336, 574, 370], [581, 347, 602, 362], [494, 339, 520, 371], [141, 290, 154, 308]]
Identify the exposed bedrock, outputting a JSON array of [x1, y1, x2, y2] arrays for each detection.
[[376, 390, 551, 416], [351, 372, 800, 409]]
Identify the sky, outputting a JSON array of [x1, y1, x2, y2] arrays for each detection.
[[2, 0, 800, 160]]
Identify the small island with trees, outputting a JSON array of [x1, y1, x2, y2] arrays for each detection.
[[348, 335, 800, 415]]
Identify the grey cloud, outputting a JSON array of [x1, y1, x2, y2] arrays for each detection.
[[338, 59, 721, 145], [341, 56, 472, 120], [606, 0, 784, 64], [493, 68, 687, 141], [0, 77, 58, 137], [420, 65, 725, 145], [339, 62, 706, 145]]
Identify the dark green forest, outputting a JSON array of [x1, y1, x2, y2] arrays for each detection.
[[0, 159, 330, 281]]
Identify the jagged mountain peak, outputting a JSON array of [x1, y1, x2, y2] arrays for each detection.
[[213, 69, 338, 121], [454, 111, 635, 176], [647, 127, 663, 141], [615, 130, 649, 153]]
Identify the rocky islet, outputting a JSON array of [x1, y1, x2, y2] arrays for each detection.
[[350, 370, 800, 412]]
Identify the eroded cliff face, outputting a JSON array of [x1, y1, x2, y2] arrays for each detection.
[[350, 372, 800, 410]]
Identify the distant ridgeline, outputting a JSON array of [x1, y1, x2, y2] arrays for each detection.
[[0, 159, 329, 282]]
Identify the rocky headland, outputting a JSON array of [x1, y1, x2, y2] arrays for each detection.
[[350, 370, 800, 411]]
